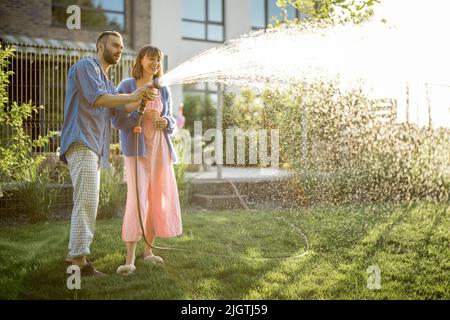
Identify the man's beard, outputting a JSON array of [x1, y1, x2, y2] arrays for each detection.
[[103, 49, 119, 65]]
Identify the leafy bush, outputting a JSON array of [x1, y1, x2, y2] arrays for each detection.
[[97, 164, 126, 219], [183, 95, 216, 136], [172, 129, 191, 210], [223, 81, 450, 204], [222, 89, 278, 167], [0, 45, 55, 183], [39, 153, 70, 184], [14, 168, 57, 223], [0, 45, 59, 223]]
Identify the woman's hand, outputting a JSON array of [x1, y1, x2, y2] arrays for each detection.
[[143, 109, 160, 121], [154, 117, 168, 130]]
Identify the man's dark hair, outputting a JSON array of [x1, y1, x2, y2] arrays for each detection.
[[96, 31, 122, 52]]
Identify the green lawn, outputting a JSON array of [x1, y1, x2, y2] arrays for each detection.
[[0, 201, 449, 299]]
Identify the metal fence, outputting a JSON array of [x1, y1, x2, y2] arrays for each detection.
[[4, 41, 136, 152]]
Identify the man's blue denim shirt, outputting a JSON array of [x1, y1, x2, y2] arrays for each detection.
[[59, 57, 118, 168]]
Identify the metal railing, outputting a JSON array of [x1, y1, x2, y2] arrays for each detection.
[[4, 41, 136, 153]]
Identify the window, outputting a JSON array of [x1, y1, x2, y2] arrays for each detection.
[[52, 0, 125, 32], [183, 82, 218, 104], [182, 0, 224, 42], [251, 0, 299, 30]]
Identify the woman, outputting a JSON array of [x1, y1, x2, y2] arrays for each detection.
[[112, 45, 182, 275]]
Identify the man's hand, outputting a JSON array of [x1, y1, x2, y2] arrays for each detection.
[[131, 86, 157, 102], [155, 117, 168, 130], [144, 87, 158, 101], [94, 86, 156, 109]]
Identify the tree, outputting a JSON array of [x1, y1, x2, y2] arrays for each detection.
[[275, 0, 380, 25]]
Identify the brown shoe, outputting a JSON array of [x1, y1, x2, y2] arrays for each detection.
[[80, 263, 106, 277], [65, 257, 91, 266]]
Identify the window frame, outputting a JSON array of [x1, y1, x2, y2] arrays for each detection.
[[183, 82, 218, 104], [182, 0, 225, 43], [51, 0, 127, 33], [251, 0, 300, 30]]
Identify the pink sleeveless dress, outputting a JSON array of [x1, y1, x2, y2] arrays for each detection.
[[122, 94, 182, 241]]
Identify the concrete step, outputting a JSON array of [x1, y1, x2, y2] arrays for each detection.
[[187, 175, 305, 209], [189, 179, 291, 200], [192, 193, 249, 210], [188, 180, 235, 195]]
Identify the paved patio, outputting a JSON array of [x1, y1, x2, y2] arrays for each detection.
[[186, 166, 295, 182], [186, 166, 298, 209]]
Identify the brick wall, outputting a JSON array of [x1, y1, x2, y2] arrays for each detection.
[[132, 0, 152, 49], [0, 0, 152, 50]]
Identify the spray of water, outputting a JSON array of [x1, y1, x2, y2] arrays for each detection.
[[164, 0, 449, 260], [160, 1, 450, 95], [159, 0, 450, 129], [168, 0, 448, 204]]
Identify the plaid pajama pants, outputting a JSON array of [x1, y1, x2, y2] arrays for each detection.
[[66, 142, 100, 258]]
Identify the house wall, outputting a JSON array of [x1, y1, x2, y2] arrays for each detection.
[[150, 0, 253, 114], [0, 0, 151, 50]]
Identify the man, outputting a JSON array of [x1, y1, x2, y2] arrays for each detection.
[[59, 31, 156, 276]]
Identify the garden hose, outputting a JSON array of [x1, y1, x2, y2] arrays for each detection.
[[133, 100, 152, 249], [132, 99, 309, 260], [133, 100, 190, 253]]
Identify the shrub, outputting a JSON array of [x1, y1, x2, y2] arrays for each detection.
[[183, 95, 216, 136], [0, 45, 58, 223], [97, 164, 126, 219], [0, 45, 55, 183], [222, 89, 278, 167], [223, 81, 450, 205], [172, 129, 191, 210], [14, 167, 56, 223]]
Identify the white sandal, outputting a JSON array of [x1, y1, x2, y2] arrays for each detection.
[[116, 264, 136, 275], [143, 255, 164, 264]]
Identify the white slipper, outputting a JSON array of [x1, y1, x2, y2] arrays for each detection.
[[143, 255, 164, 264], [116, 264, 136, 275]]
